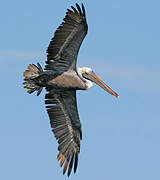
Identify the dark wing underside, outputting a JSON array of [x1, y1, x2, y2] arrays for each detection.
[[45, 3, 88, 73], [45, 89, 82, 176]]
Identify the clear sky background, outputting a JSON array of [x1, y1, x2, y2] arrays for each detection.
[[1, 0, 160, 179]]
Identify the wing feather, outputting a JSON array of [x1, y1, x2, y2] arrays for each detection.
[[45, 3, 88, 72], [45, 89, 82, 176], [68, 153, 74, 176], [76, 3, 82, 16], [74, 152, 79, 173]]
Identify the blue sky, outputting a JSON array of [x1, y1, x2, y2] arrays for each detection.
[[1, 0, 160, 179]]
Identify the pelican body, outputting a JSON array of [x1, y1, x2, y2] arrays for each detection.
[[23, 3, 119, 177]]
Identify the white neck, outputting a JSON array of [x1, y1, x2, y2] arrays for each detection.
[[78, 67, 93, 90]]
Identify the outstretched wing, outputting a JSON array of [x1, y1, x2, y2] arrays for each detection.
[[45, 89, 82, 176], [45, 3, 88, 72]]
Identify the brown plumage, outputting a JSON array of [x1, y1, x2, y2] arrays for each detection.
[[23, 2, 119, 177], [43, 4, 88, 175]]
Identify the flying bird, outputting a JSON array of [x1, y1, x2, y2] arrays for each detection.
[[23, 3, 119, 177]]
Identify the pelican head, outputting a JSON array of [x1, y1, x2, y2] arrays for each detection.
[[78, 67, 119, 98]]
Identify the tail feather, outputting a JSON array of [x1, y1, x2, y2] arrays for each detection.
[[23, 63, 43, 96]]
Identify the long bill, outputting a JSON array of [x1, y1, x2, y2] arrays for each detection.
[[85, 71, 120, 98]]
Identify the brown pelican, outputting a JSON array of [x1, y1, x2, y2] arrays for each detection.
[[23, 3, 119, 177]]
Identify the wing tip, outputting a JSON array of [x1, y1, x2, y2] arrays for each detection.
[[81, 3, 86, 17], [63, 160, 69, 175], [68, 3, 86, 17], [67, 153, 74, 177], [74, 152, 78, 174], [57, 152, 79, 177], [71, 5, 78, 14]]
